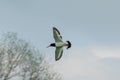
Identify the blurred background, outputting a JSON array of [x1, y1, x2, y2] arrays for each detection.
[[0, 0, 120, 80]]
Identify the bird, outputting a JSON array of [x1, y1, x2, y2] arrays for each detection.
[[47, 27, 71, 61]]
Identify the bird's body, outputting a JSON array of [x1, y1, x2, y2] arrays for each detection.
[[47, 27, 71, 61], [55, 42, 68, 47]]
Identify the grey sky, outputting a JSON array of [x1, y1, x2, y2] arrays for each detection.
[[0, 0, 120, 80]]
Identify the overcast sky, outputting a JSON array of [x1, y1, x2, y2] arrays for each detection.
[[0, 0, 120, 80]]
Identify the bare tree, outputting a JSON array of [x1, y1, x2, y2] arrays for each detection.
[[0, 32, 62, 80]]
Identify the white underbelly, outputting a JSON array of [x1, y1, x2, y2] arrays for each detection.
[[55, 42, 66, 47]]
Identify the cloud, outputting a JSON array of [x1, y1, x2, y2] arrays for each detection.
[[54, 46, 120, 80], [90, 46, 120, 58]]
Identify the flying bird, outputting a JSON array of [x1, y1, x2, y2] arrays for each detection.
[[47, 27, 71, 61]]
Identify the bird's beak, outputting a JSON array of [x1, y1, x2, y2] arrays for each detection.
[[47, 45, 50, 48]]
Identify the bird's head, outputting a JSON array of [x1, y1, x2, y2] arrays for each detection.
[[47, 43, 55, 48], [66, 41, 71, 49]]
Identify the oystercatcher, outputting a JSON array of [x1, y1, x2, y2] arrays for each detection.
[[47, 27, 71, 61]]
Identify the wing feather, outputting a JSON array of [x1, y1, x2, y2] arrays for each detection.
[[55, 47, 63, 61], [53, 27, 63, 42]]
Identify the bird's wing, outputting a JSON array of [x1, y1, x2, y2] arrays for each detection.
[[55, 47, 63, 61], [53, 27, 63, 42]]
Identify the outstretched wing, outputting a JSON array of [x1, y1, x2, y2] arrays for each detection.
[[55, 47, 63, 61], [53, 27, 63, 42]]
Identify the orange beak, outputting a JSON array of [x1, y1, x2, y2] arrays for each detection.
[[47, 45, 50, 48]]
